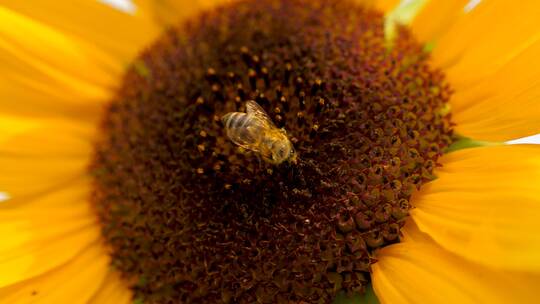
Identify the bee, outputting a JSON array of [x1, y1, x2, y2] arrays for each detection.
[[221, 100, 297, 165]]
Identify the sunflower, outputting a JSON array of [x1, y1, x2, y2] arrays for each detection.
[[1, 0, 540, 303]]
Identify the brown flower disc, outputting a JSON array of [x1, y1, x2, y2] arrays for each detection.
[[91, 0, 454, 302]]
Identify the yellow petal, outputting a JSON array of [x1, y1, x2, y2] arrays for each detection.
[[88, 270, 133, 304], [0, 180, 101, 288], [0, 115, 39, 145], [415, 1, 540, 141], [0, 119, 93, 199], [0, 116, 109, 301], [0, 1, 158, 65], [372, 221, 540, 304], [410, 0, 469, 46], [411, 145, 540, 271], [427, 1, 540, 87], [450, 39, 540, 141], [135, 0, 400, 30], [0, 241, 109, 304], [0, 6, 116, 121]]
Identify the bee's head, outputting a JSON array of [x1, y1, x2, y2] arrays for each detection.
[[273, 141, 297, 165], [289, 147, 298, 164], [288, 147, 298, 164]]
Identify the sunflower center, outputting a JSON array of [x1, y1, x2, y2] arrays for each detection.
[[91, 0, 454, 302]]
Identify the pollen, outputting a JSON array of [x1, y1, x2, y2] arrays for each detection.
[[90, 0, 454, 303]]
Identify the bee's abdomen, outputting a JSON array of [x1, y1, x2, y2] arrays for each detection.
[[222, 112, 261, 146], [222, 112, 252, 130]]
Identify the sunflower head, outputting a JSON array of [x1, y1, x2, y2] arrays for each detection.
[[90, 0, 454, 302], [87, 1, 456, 303]]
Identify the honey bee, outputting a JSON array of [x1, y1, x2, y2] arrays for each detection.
[[222, 100, 297, 165]]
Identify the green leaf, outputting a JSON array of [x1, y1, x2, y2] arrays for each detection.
[[445, 136, 503, 153], [133, 298, 144, 304], [132, 59, 150, 78], [333, 283, 379, 304], [423, 41, 436, 53]]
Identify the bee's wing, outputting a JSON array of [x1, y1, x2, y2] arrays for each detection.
[[245, 100, 276, 128]]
